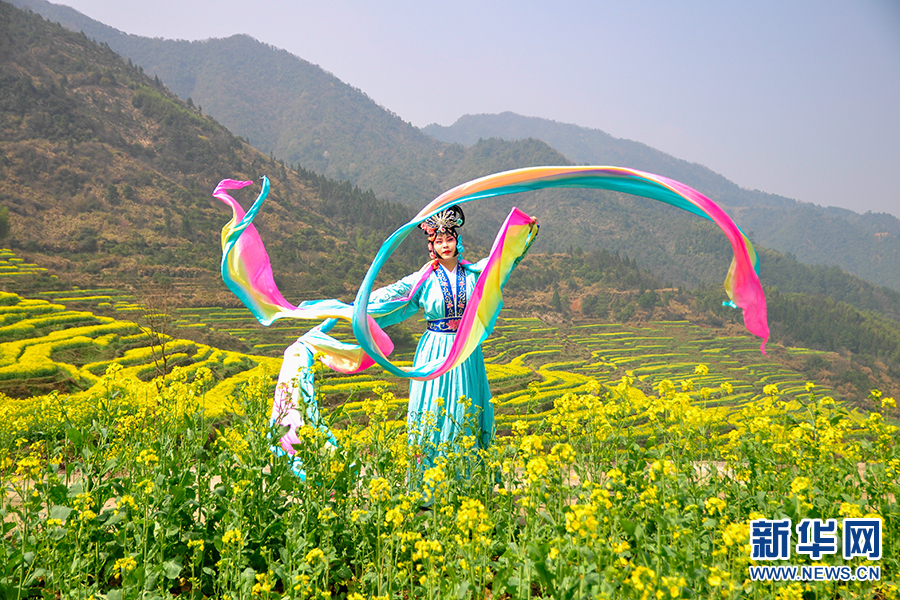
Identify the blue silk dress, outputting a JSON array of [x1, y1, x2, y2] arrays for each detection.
[[370, 259, 491, 468]]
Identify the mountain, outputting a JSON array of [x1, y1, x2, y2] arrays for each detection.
[[3, 0, 900, 398], [8, 0, 460, 206], [425, 113, 900, 291], [0, 1, 424, 305], [426, 112, 798, 210], [8, 0, 900, 295]]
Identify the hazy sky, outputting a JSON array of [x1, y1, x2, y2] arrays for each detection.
[[55, 0, 900, 218]]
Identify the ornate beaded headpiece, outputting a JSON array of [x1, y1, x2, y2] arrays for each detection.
[[419, 206, 465, 236], [420, 206, 465, 260]]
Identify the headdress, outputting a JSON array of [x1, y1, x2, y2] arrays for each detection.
[[420, 205, 465, 260], [419, 206, 465, 236]]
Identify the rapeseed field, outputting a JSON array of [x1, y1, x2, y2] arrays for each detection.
[[0, 364, 896, 599]]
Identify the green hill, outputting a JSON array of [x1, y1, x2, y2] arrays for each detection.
[[8, 0, 458, 205], [425, 112, 900, 291], [13, 0, 900, 294], [0, 1, 429, 304]]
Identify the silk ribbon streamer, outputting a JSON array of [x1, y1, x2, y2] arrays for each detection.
[[352, 166, 768, 372], [214, 177, 537, 472], [215, 166, 768, 464]]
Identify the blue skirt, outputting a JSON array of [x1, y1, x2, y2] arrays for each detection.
[[407, 330, 493, 467]]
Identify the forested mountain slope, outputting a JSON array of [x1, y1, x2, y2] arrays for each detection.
[[13, 0, 900, 293], [0, 1, 424, 304], [426, 112, 900, 291], [9, 0, 460, 206]]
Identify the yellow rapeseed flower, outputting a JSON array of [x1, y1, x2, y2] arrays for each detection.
[[457, 498, 490, 539], [350, 509, 367, 523], [304, 548, 325, 564], [526, 457, 549, 483], [113, 556, 137, 574], [519, 434, 544, 456], [550, 443, 575, 464], [318, 506, 337, 522], [565, 504, 599, 540], [368, 477, 390, 502], [605, 468, 626, 486], [626, 565, 656, 592], [638, 485, 658, 507], [657, 379, 675, 397], [790, 476, 810, 495], [385, 507, 404, 529], [704, 497, 726, 515], [512, 420, 529, 436], [78, 510, 99, 527], [116, 495, 138, 511], [412, 539, 443, 561], [136, 449, 159, 467], [839, 502, 863, 518], [721, 522, 748, 547], [15, 456, 41, 481], [252, 570, 275, 596], [222, 529, 244, 547]]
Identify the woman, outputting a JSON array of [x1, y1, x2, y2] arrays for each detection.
[[369, 206, 493, 470], [217, 167, 768, 480]]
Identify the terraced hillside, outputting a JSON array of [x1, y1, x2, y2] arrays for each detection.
[[0, 249, 49, 278], [2, 246, 863, 435], [0, 288, 279, 417]]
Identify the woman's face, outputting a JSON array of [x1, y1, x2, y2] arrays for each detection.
[[432, 232, 458, 260]]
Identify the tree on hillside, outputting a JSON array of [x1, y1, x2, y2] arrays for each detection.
[[0, 207, 9, 239], [550, 287, 563, 312], [131, 283, 181, 389]]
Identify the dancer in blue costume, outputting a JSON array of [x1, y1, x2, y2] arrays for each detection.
[[368, 206, 493, 470]]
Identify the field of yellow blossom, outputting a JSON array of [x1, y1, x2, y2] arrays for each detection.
[[1, 248, 897, 598], [0, 360, 896, 599]]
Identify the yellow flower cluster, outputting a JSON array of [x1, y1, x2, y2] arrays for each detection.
[[222, 529, 244, 547], [305, 548, 325, 564], [565, 503, 600, 541], [456, 498, 490, 544], [704, 497, 726, 515], [368, 477, 390, 502], [626, 565, 656, 593], [525, 456, 549, 484], [113, 556, 137, 574], [790, 476, 810, 495], [422, 464, 448, 501], [252, 570, 275, 596]]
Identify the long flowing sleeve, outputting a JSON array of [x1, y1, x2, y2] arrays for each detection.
[[465, 257, 490, 276], [369, 270, 424, 303], [366, 268, 429, 329]]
